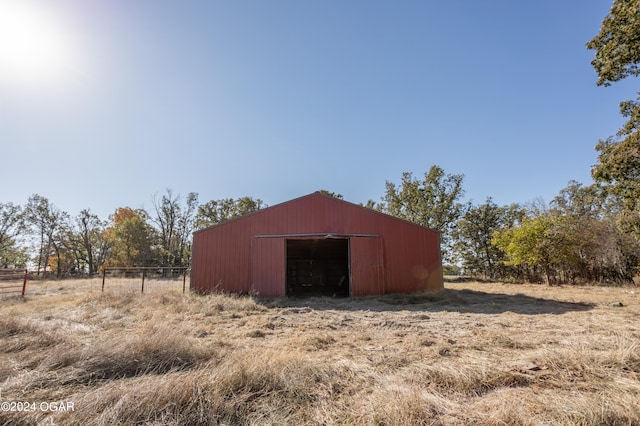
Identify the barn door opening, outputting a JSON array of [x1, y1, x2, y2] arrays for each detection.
[[286, 238, 350, 297]]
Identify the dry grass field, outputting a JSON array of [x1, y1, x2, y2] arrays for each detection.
[[0, 278, 639, 425]]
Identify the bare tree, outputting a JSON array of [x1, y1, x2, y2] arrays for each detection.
[[152, 190, 199, 267]]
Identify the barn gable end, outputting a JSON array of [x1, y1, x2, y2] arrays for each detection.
[[190, 192, 443, 296]]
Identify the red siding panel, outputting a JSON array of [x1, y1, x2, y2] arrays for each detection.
[[250, 238, 285, 297], [350, 237, 384, 296], [381, 218, 443, 293]]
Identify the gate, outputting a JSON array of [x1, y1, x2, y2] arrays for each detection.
[[0, 269, 28, 297]]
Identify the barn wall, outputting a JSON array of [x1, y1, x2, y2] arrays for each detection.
[[251, 238, 285, 297], [380, 219, 443, 293], [350, 237, 384, 296], [191, 220, 253, 294], [191, 193, 443, 296]]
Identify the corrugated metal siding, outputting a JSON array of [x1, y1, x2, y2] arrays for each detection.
[[251, 238, 285, 297], [350, 237, 384, 296], [380, 218, 442, 293], [190, 192, 443, 296], [191, 221, 252, 294], [190, 235, 204, 293]]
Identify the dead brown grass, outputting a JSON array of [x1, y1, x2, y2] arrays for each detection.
[[0, 280, 639, 425]]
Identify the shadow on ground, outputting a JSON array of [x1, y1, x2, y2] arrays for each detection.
[[258, 288, 595, 315]]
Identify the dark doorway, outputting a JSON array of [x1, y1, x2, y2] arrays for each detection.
[[286, 238, 350, 297]]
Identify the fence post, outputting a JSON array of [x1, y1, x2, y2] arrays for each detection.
[[21, 269, 28, 297], [141, 269, 146, 293], [102, 269, 106, 292], [182, 269, 187, 294]]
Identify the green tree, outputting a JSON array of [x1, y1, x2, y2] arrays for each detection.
[[588, 1, 640, 237], [361, 199, 383, 211], [492, 179, 640, 284], [492, 215, 562, 285], [0, 202, 28, 268], [195, 197, 265, 230], [0, 245, 29, 269], [65, 209, 109, 276], [453, 199, 524, 280], [587, 0, 640, 135], [551, 181, 639, 283], [48, 214, 73, 278], [318, 190, 344, 199], [551, 180, 605, 218], [383, 166, 467, 260], [493, 209, 639, 285], [587, 0, 640, 87], [580, 216, 639, 283], [592, 134, 640, 213], [25, 195, 68, 276]]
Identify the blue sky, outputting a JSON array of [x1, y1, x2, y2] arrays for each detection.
[[0, 0, 634, 219]]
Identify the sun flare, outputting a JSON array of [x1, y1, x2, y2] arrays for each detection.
[[0, 1, 77, 91]]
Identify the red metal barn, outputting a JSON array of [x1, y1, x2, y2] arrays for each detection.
[[190, 192, 443, 297]]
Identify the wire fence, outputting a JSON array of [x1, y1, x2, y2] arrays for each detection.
[[101, 267, 190, 294], [0, 268, 28, 297]]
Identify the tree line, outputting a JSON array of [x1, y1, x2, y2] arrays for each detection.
[[0, 191, 264, 277], [376, 169, 639, 285], [1, 162, 638, 285]]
